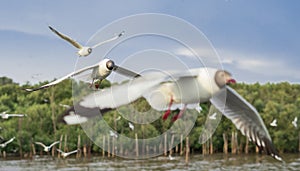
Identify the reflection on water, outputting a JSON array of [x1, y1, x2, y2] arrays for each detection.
[[1, 153, 300, 171]]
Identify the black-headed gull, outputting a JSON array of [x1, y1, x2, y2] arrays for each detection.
[[270, 119, 277, 127], [57, 149, 78, 158], [61, 67, 281, 161], [0, 137, 15, 148], [35, 141, 60, 152], [49, 26, 124, 57], [168, 154, 175, 160], [24, 58, 140, 92], [0, 111, 26, 119], [292, 117, 297, 128]]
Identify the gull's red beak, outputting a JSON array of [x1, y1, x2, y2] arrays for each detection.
[[226, 78, 236, 84]]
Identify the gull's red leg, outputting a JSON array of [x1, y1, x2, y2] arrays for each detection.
[[172, 105, 187, 122], [162, 97, 173, 120]]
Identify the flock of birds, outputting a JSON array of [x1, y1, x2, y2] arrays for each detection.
[[2, 25, 298, 162], [269, 117, 298, 128]]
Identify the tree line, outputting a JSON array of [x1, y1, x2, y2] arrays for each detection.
[[0, 76, 299, 157]]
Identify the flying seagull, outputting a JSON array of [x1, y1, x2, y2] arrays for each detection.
[[35, 141, 60, 152], [109, 130, 118, 138], [24, 58, 140, 92], [49, 26, 124, 57], [208, 112, 217, 120], [57, 149, 78, 158], [61, 67, 281, 161], [292, 117, 298, 128], [0, 111, 26, 119], [270, 119, 277, 127], [128, 122, 134, 131], [0, 137, 15, 148]]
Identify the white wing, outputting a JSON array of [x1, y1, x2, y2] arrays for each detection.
[[68, 150, 78, 155], [25, 64, 98, 92], [5, 137, 15, 145], [56, 149, 64, 153], [49, 141, 60, 148], [49, 26, 83, 49], [92, 31, 125, 48], [113, 65, 141, 78], [210, 86, 281, 161], [8, 114, 25, 117], [35, 142, 47, 148]]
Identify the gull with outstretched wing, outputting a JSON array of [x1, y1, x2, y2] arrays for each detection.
[[49, 26, 124, 57]]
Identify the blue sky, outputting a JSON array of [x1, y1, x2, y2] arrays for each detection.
[[0, 0, 299, 84]]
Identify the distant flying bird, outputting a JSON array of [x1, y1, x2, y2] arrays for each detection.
[[61, 67, 282, 161], [35, 141, 60, 152], [109, 130, 118, 138], [59, 104, 71, 108], [0, 111, 26, 119], [292, 117, 298, 128], [57, 149, 78, 158], [24, 58, 140, 92], [115, 116, 121, 121], [270, 119, 277, 127], [208, 112, 217, 120], [49, 26, 124, 57], [0, 137, 15, 148], [128, 122, 134, 131]]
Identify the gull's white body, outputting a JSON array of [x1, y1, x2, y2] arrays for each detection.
[[128, 122, 134, 130]]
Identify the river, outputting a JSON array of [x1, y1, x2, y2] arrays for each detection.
[[1, 153, 299, 171]]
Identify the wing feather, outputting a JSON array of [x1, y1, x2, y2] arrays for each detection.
[[49, 26, 83, 49], [210, 86, 282, 161]]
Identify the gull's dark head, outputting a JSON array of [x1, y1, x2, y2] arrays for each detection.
[[106, 60, 115, 70], [87, 48, 92, 54], [215, 70, 236, 88]]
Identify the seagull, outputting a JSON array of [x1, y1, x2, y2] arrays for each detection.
[[56, 149, 78, 158], [49, 26, 124, 57], [128, 122, 134, 130], [109, 130, 118, 138], [59, 104, 71, 108], [60, 67, 281, 161], [115, 116, 121, 121], [0, 137, 15, 148], [24, 58, 140, 92], [208, 112, 217, 120], [270, 119, 277, 127], [0, 111, 26, 119], [292, 117, 298, 128], [35, 141, 60, 152]]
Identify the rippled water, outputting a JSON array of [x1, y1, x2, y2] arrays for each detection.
[[1, 153, 299, 171]]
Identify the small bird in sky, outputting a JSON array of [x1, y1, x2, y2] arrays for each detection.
[[128, 122, 134, 131], [49, 25, 124, 57], [57, 149, 78, 158], [292, 117, 298, 128], [35, 141, 60, 152], [0, 137, 15, 148], [270, 119, 277, 127]]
